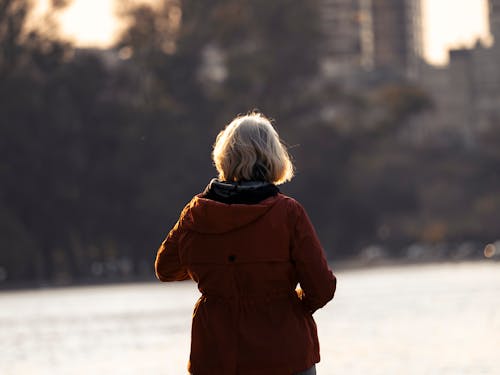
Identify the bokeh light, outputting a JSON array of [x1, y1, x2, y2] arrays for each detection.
[[484, 243, 497, 258]]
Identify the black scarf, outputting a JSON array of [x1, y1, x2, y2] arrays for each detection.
[[201, 178, 279, 204]]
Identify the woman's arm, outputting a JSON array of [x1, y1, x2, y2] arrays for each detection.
[[290, 201, 336, 313], [155, 219, 191, 282]]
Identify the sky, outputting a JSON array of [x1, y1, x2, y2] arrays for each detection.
[[33, 0, 492, 66], [421, 0, 491, 64]]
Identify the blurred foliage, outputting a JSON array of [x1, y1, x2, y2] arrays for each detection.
[[0, 0, 499, 286]]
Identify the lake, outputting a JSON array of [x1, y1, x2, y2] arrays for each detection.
[[1, 261, 499, 374]]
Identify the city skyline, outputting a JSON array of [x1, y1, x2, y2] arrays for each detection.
[[33, 0, 492, 66]]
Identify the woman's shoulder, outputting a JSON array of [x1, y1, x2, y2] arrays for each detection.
[[276, 192, 297, 204], [275, 193, 306, 214]]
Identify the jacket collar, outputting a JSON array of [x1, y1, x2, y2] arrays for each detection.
[[201, 178, 279, 205]]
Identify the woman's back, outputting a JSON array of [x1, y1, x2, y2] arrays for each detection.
[[181, 194, 295, 297]]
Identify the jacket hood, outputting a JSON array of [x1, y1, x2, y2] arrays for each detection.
[[181, 194, 281, 234], [202, 179, 279, 204]]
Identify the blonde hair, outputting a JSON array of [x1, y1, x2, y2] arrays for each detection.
[[212, 112, 294, 184]]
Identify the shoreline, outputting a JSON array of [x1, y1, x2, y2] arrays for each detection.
[[332, 256, 498, 272], [0, 257, 498, 293]]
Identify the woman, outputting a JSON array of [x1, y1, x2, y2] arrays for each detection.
[[155, 112, 336, 375]]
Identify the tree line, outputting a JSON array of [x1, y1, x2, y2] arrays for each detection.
[[1, 0, 498, 287]]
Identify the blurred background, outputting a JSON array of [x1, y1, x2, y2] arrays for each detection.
[[1, 1, 500, 374], [1, 0, 499, 287]]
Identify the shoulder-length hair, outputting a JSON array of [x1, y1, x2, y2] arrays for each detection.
[[212, 112, 294, 185]]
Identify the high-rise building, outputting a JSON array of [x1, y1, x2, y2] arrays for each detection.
[[369, 0, 422, 76], [319, 0, 364, 79], [489, 0, 500, 43], [319, 0, 423, 80], [411, 1, 500, 144]]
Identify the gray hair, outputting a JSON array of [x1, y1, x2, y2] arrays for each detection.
[[212, 113, 294, 184]]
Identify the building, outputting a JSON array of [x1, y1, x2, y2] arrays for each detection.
[[319, 0, 364, 80], [319, 0, 423, 81], [410, 0, 500, 144], [490, 0, 500, 43], [369, 0, 422, 78]]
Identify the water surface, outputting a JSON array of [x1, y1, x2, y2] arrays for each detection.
[[1, 262, 499, 374]]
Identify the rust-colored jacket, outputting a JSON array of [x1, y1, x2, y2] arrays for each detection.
[[155, 193, 336, 375]]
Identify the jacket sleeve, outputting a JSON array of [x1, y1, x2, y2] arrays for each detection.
[[290, 201, 336, 313], [155, 217, 191, 282]]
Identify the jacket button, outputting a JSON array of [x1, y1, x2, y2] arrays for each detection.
[[228, 255, 236, 262]]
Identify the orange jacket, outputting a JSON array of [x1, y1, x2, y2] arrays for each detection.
[[155, 193, 336, 375]]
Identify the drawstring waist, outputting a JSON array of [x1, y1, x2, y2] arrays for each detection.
[[199, 290, 300, 304]]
